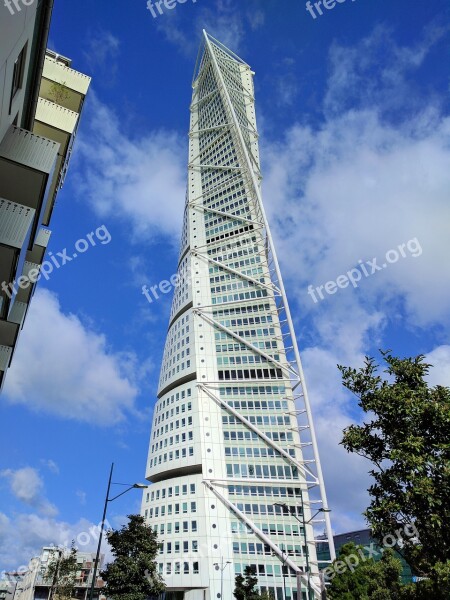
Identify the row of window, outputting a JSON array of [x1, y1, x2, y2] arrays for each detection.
[[210, 268, 264, 286], [226, 463, 299, 480], [155, 402, 192, 425], [211, 278, 262, 296], [217, 315, 273, 328], [159, 540, 198, 554], [163, 346, 190, 369], [215, 328, 275, 340], [233, 542, 305, 557], [151, 431, 194, 452], [160, 359, 191, 382], [216, 340, 277, 352], [231, 520, 303, 538], [213, 302, 271, 318], [147, 483, 196, 502], [149, 446, 194, 467], [158, 561, 199, 575], [207, 235, 258, 261], [228, 485, 304, 498], [223, 415, 290, 426], [148, 502, 197, 518], [209, 254, 261, 274], [224, 431, 294, 442], [225, 447, 295, 459], [220, 385, 286, 396], [157, 387, 192, 412], [217, 354, 279, 366], [206, 217, 248, 238], [202, 182, 245, 212], [151, 520, 198, 533], [207, 223, 253, 246], [153, 416, 193, 438], [233, 502, 303, 519], [218, 368, 284, 381], [226, 400, 289, 410]]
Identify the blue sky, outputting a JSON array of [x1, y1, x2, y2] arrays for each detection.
[[1, 0, 449, 572]]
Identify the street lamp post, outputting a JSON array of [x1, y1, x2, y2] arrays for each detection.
[[274, 502, 331, 600], [88, 463, 148, 600], [213, 557, 231, 599]]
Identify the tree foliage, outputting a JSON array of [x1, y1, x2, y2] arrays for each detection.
[[48, 81, 70, 105], [100, 514, 165, 600], [45, 542, 78, 600], [338, 352, 450, 595], [234, 565, 270, 599], [327, 542, 403, 600]]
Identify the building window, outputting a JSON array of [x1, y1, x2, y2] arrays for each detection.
[[10, 44, 27, 109]]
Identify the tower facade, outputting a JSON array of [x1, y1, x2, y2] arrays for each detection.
[[141, 32, 334, 600]]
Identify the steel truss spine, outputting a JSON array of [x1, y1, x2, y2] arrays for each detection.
[[201, 31, 336, 569]]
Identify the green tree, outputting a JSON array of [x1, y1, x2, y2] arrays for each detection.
[[45, 542, 78, 600], [327, 542, 404, 599], [339, 352, 450, 594], [234, 565, 268, 599], [100, 514, 165, 600]]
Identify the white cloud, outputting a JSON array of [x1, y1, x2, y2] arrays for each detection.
[[76, 490, 87, 506], [152, 0, 265, 56], [3, 289, 138, 425], [74, 93, 186, 244], [262, 92, 450, 330], [0, 468, 57, 518], [425, 345, 450, 387], [0, 513, 112, 572], [83, 30, 120, 70], [41, 460, 59, 475]]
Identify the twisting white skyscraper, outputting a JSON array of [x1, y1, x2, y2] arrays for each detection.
[[141, 31, 335, 600]]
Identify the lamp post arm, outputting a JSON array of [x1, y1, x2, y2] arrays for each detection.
[[108, 486, 136, 502]]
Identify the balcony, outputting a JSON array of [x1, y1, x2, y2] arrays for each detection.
[[0, 197, 36, 320], [0, 125, 59, 231], [33, 98, 80, 224], [40, 55, 91, 113], [0, 319, 19, 390]]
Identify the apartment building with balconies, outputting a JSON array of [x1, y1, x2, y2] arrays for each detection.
[[3, 547, 105, 600], [0, 0, 91, 390]]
